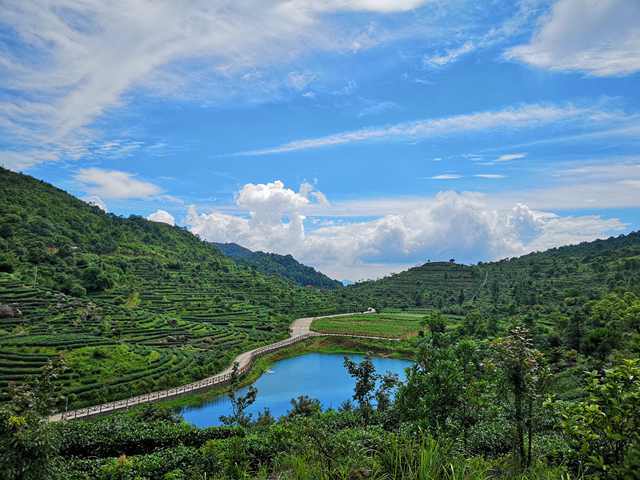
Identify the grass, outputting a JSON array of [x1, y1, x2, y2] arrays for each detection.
[[311, 312, 424, 339]]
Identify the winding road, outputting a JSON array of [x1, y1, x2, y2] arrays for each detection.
[[49, 312, 394, 422]]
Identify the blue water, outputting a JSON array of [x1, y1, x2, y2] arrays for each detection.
[[181, 352, 412, 428]]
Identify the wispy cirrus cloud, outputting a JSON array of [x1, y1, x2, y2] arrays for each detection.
[[233, 103, 636, 156], [422, 0, 546, 69], [475, 174, 506, 179], [74, 168, 162, 200], [0, 0, 432, 170], [497, 152, 527, 162], [427, 174, 462, 180]]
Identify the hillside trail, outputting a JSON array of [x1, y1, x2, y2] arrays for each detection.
[[216, 314, 320, 378], [49, 311, 395, 422]]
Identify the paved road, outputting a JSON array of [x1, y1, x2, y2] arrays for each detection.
[[49, 312, 392, 422]]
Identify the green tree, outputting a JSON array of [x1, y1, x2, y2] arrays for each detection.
[[493, 326, 547, 470], [288, 395, 322, 417], [455, 338, 484, 450], [343, 355, 377, 422], [220, 362, 257, 428], [397, 335, 463, 436], [0, 360, 65, 480], [550, 359, 640, 478]]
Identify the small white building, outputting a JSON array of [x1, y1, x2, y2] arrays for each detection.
[[365, 307, 376, 313]]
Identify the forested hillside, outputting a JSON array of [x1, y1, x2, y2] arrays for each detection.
[[0, 168, 355, 408], [1, 167, 640, 479], [345, 233, 640, 316], [213, 242, 342, 289]]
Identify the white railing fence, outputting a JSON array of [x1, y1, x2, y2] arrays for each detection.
[[56, 332, 315, 421]]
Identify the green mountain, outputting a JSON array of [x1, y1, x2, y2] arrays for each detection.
[[213, 242, 342, 289], [1, 165, 639, 411], [0, 167, 354, 408], [2, 168, 640, 479], [343, 232, 640, 317]]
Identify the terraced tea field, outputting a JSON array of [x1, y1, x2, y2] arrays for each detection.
[[345, 262, 480, 310], [0, 258, 350, 410]]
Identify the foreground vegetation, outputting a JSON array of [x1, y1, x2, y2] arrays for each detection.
[[2, 305, 639, 479]]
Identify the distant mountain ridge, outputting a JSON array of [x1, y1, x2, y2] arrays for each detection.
[[342, 232, 640, 313], [213, 242, 342, 289]]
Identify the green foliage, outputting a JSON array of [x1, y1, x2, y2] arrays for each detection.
[[550, 359, 640, 478], [2, 166, 640, 479], [343, 355, 378, 421], [214, 242, 343, 289], [220, 362, 258, 427], [493, 327, 549, 470], [0, 360, 65, 479], [288, 396, 322, 418], [0, 167, 353, 408]]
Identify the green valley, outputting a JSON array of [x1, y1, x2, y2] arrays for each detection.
[[0, 167, 357, 409], [1, 168, 639, 479]]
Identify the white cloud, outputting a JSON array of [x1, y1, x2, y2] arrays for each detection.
[[421, 0, 547, 69], [324, 0, 429, 13], [358, 101, 399, 117], [497, 152, 527, 162], [0, 0, 431, 170], [147, 209, 175, 225], [185, 180, 626, 280], [475, 174, 506, 179], [234, 103, 630, 156], [496, 158, 640, 210], [506, 0, 640, 76], [428, 174, 462, 180], [75, 168, 162, 199], [82, 195, 107, 212], [187, 180, 328, 254], [424, 41, 475, 68], [287, 71, 316, 91], [0, 149, 60, 171]]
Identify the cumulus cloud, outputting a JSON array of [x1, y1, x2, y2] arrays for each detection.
[[187, 181, 328, 253], [82, 195, 107, 212], [75, 168, 162, 199], [185, 180, 626, 280], [147, 209, 175, 225], [506, 0, 640, 76]]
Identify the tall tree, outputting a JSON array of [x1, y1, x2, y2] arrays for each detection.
[[493, 326, 547, 470], [220, 362, 257, 427], [0, 359, 65, 480], [343, 355, 377, 422]]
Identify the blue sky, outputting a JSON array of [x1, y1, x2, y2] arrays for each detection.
[[1, 0, 639, 280]]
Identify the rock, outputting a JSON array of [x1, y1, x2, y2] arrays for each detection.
[[0, 304, 22, 318]]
